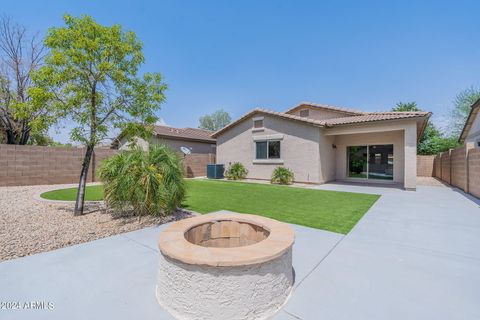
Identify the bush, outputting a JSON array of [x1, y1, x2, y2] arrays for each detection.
[[271, 166, 294, 185], [98, 144, 186, 216], [225, 162, 248, 180]]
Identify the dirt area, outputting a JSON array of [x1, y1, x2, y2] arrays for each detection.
[[0, 184, 192, 262]]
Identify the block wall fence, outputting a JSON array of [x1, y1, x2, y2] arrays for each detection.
[[418, 147, 480, 199], [0, 144, 215, 187]]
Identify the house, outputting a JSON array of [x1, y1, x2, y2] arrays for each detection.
[[212, 102, 431, 190], [113, 125, 216, 154], [458, 98, 480, 148]]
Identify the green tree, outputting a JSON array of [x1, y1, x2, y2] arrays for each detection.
[[450, 87, 480, 137], [392, 102, 460, 155], [392, 101, 421, 112], [198, 109, 231, 131], [31, 14, 167, 215]]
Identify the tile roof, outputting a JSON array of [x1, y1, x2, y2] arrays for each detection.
[[324, 112, 430, 126], [153, 125, 216, 142], [212, 105, 431, 138], [285, 101, 366, 115]]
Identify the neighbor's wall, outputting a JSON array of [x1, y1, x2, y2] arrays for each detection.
[[183, 153, 216, 178], [417, 155, 435, 177], [216, 115, 322, 183], [118, 136, 216, 154], [0, 144, 117, 187], [432, 146, 480, 198], [0, 144, 214, 186], [153, 137, 216, 155]]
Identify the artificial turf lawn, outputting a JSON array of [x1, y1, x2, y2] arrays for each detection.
[[183, 180, 379, 234], [40, 179, 380, 234], [40, 185, 104, 201]]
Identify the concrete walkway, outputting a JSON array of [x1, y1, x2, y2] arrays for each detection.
[[281, 183, 480, 320], [1, 184, 479, 319]]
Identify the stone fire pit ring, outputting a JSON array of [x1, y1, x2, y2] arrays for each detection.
[[156, 212, 295, 320]]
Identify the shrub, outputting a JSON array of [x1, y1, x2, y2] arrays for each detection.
[[271, 166, 294, 185], [225, 162, 248, 180], [98, 144, 186, 216]]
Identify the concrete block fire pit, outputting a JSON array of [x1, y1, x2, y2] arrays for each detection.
[[156, 212, 295, 320]]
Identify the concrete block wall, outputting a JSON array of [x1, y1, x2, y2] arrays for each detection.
[[431, 146, 480, 199], [0, 144, 215, 186], [183, 153, 216, 178], [450, 146, 467, 191], [468, 148, 480, 198], [0, 144, 116, 187], [416, 155, 435, 177], [440, 151, 451, 184]]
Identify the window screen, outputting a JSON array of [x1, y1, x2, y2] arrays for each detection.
[[256, 141, 268, 159]]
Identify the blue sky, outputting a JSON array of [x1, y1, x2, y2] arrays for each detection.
[[3, 0, 479, 143]]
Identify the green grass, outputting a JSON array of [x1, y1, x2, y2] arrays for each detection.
[[40, 179, 380, 234], [183, 180, 379, 234], [40, 185, 104, 201]]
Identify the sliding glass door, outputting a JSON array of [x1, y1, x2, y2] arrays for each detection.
[[347, 144, 393, 181]]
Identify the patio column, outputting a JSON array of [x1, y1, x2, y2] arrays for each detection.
[[404, 122, 417, 191]]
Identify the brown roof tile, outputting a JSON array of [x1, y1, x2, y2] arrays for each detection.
[[324, 112, 430, 126], [285, 101, 366, 115], [154, 125, 216, 142]]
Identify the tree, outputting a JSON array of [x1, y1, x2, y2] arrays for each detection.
[[450, 87, 480, 137], [392, 102, 460, 155], [392, 101, 420, 112], [198, 109, 231, 131], [31, 14, 167, 215], [0, 16, 51, 144]]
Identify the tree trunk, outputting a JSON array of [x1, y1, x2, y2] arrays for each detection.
[[74, 145, 95, 216]]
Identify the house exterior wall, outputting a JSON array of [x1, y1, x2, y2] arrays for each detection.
[[216, 115, 322, 183], [465, 111, 480, 148], [118, 136, 216, 154], [333, 130, 405, 183]]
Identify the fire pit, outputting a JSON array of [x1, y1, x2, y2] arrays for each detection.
[[156, 212, 295, 320]]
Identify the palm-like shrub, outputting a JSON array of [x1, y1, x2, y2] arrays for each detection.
[[224, 162, 248, 180], [271, 166, 294, 185], [98, 145, 186, 216]]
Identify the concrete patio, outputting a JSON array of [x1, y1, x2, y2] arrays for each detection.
[[1, 183, 479, 319]]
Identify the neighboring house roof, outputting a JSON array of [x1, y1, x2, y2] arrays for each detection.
[[153, 125, 216, 143], [212, 104, 431, 139], [112, 125, 215, 148], [285, 101, 365, 116], [458, 98, 480, 143]]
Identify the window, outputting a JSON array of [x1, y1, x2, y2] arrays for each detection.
[[256, 140, 281, 159], [347, 144, 393, 180], [299, 109, 309, 117], [253, 118, 264, 128]]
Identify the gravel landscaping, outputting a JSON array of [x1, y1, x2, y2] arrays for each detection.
[[0, 184, 193, 262]]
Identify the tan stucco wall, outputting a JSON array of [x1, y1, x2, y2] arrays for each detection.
[[216, 115, 323, 183], [118, 136, 216, 154], [333, 130, 405, 183], [465, 111, 480, 147]]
